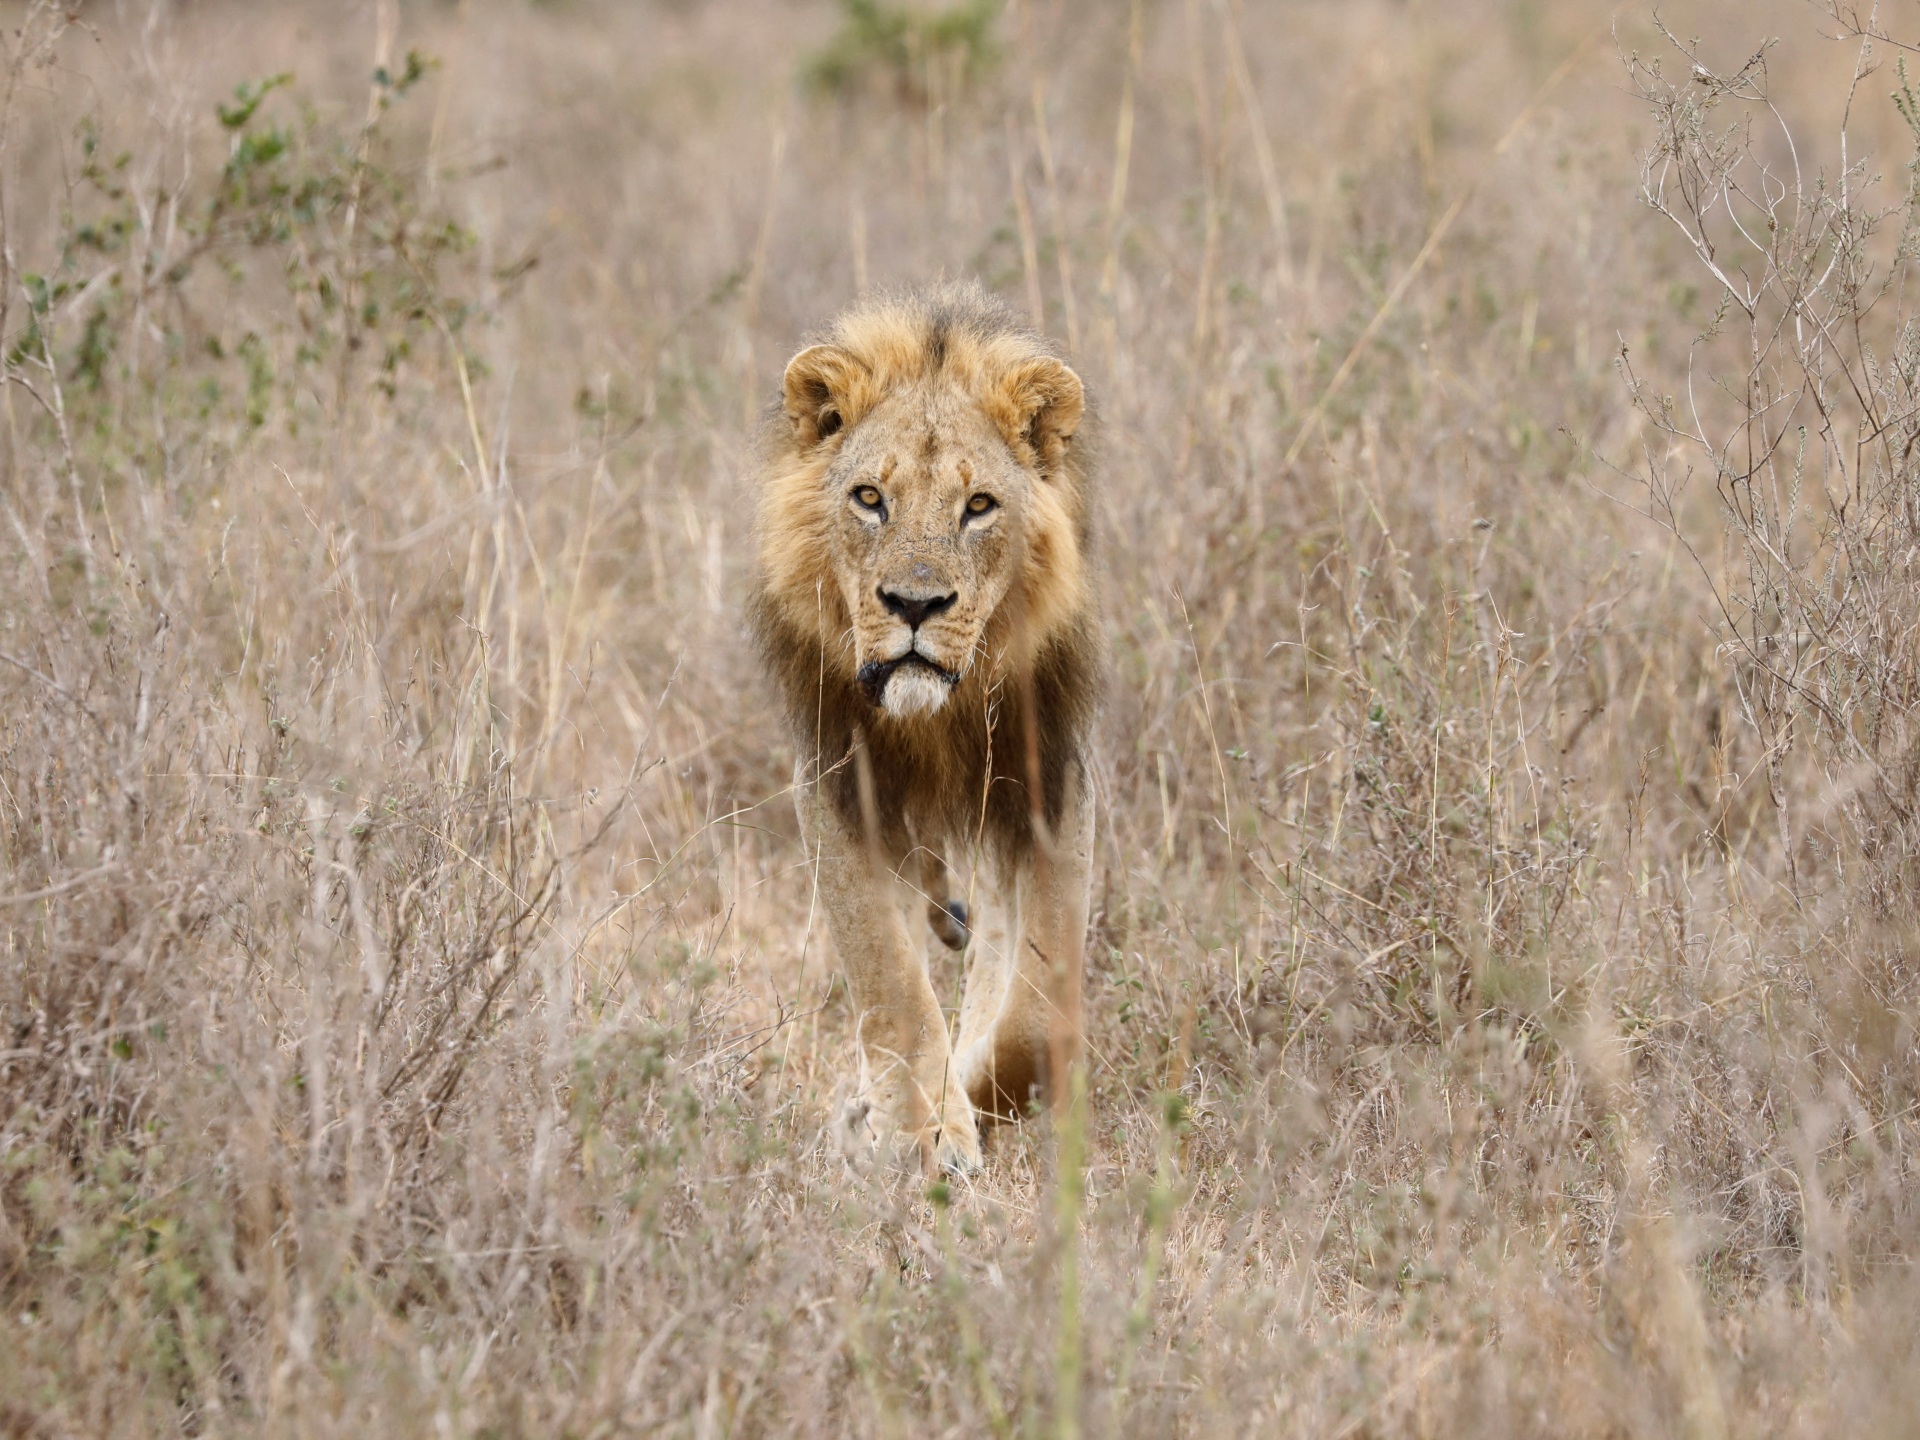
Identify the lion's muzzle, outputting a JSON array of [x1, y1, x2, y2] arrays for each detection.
[[857, 652, 960, 717]]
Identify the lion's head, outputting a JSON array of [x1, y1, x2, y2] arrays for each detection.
[[752, 284, 1091, 727]]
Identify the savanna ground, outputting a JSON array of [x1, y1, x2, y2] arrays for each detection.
[[2, 0, 1918, 1434]]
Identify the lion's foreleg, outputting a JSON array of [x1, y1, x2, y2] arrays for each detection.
[[953, 874, 1020, 1118], [1013, 773, 1095, 1117], [959, 767, 1094, 1121], [799, 784, 981, 1174]]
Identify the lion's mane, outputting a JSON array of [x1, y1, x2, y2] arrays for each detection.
[[748, 283, 1103, 859]]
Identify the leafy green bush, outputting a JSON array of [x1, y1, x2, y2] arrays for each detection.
[[805, 0, 1000, 104], [18, 46, 480, 446]]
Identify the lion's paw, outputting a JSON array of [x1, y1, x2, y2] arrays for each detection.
[[829, 1095, 928, 1177], [934, 1123, 982, 1178], [830, 1096, 879, 1175], [832, 1093, 982, 1179]]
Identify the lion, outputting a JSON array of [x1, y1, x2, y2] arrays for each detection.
[[749, 281, 1101, 1175]]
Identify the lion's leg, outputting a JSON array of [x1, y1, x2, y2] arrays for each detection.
[[958, 766, 1095, 1122], [952, 867, 1019, 1117], [796, 779, 981, 1175]]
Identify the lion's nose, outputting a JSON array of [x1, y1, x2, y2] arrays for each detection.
[[878, 586, 957, 630]]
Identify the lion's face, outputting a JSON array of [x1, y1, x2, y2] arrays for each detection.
[[757, 302, 1088, 726], [824, 387, 1030, 718]]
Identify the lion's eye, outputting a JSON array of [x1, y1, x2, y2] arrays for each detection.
[[965, 493, 997, 517], [853, 485, 885, 512]]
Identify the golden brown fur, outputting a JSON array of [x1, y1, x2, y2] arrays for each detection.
[[749, 282, 1102, 1171]]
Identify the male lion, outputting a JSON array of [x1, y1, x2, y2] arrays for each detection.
[[750, 282, 1101, 1175]]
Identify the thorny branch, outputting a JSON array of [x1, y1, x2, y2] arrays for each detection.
[[1622, 14, 1920, 901]]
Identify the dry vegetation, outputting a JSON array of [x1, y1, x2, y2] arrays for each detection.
[[1, 0, 1918, 1433]]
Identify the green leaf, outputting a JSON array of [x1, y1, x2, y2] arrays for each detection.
[[216, 72, 293, 130]]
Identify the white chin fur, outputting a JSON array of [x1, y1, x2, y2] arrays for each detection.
[[881, 667, 952, 718]]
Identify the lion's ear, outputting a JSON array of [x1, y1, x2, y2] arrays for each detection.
[[783, 344, 866, 448], [991, 357, 1084, 478]]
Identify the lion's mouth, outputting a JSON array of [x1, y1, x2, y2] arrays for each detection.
[[856, 651, 961, 709]]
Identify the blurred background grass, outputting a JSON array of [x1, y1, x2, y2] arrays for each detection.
[[1, 0, 1917, 1434]]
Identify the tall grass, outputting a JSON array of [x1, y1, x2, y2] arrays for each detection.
[[0, 0, 1916, 1434]]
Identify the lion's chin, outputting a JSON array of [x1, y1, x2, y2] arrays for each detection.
[[878, 665, 954, 719]]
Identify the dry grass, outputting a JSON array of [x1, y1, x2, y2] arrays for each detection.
[[1, 0, 1917, 1434]]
